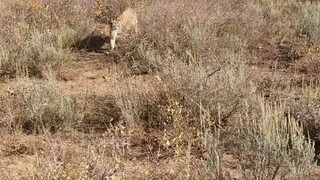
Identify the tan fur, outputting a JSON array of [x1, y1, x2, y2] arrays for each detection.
[[110, 7, 138, 50], [92, 23, 112, 39]]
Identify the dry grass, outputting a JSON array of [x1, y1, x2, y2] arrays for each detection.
[[1, 79, 78, 134], [1, 0, 320, 179], [0, 0, 96, 77]]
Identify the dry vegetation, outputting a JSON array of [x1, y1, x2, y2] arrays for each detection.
[[1, 0, 320, 179]]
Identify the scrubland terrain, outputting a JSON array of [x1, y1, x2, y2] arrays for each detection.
[[1, 0, 320, 179]]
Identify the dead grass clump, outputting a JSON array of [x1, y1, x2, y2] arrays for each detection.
[[250, 1, 320, 67], [115, 86, 168, 131], [80, 95, 122, 133], [33, 136, 102, 180], [2, 79, 77, 134], [162, 50, 251, 129], [294, 2, 320, 44], [0, 0, 95, 77], [134, 0, 267, 58], [135, 0, 218, 61]]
